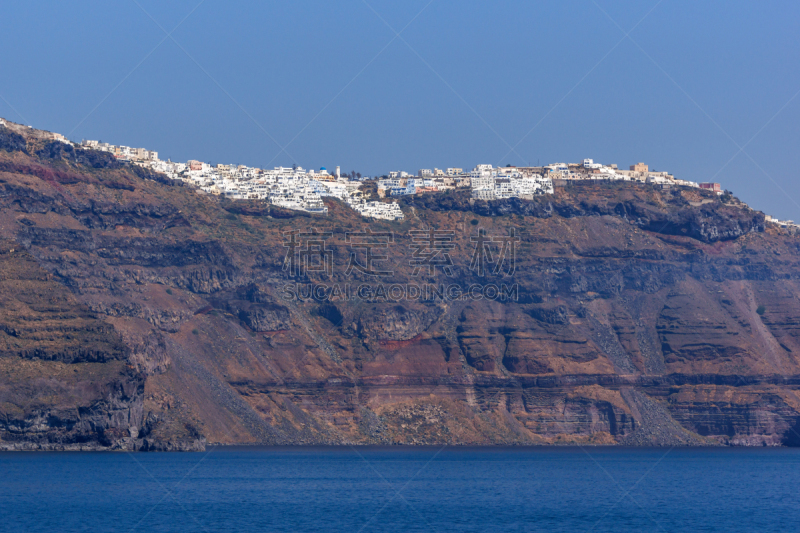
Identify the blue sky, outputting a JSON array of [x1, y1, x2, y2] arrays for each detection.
[[1, 0, 799, 219]]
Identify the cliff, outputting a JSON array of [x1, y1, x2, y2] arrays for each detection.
[[1, 121, 799, 450]]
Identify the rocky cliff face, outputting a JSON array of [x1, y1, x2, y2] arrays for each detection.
[[1, 122, 800, 450]]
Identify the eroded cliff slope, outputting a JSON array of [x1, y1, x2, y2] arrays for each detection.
[[1, 122, 799, 449]]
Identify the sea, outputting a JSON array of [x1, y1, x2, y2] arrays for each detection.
[[2, 446, 799, 532]]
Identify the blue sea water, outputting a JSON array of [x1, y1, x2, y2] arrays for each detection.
[[1, 447, 799, 532]]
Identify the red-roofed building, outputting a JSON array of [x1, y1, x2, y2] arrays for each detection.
[[699, 182, 722, 194]]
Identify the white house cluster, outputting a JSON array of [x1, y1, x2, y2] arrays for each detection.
[[3, 116, 789, 227]]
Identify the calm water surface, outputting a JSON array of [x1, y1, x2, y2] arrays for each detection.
[[2, 446, 799, 532]]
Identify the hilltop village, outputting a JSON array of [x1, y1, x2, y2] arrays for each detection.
[[78, 136, 716, 219], [80, 136, 728, 220], [81, 139, 404, 220], [2, 117, 797, 227]]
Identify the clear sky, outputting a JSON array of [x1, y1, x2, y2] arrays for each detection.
[[1, 0, 798, 219]]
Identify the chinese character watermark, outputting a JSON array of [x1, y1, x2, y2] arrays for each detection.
[[283, 229, 333, 276], [345, 229, 393, 277], [469, 227, 519, 276], [409, 229, 455, 276], [280, 226, 520, 302]]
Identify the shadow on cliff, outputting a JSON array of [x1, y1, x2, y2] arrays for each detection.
[[782, 418, 800, 446]]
